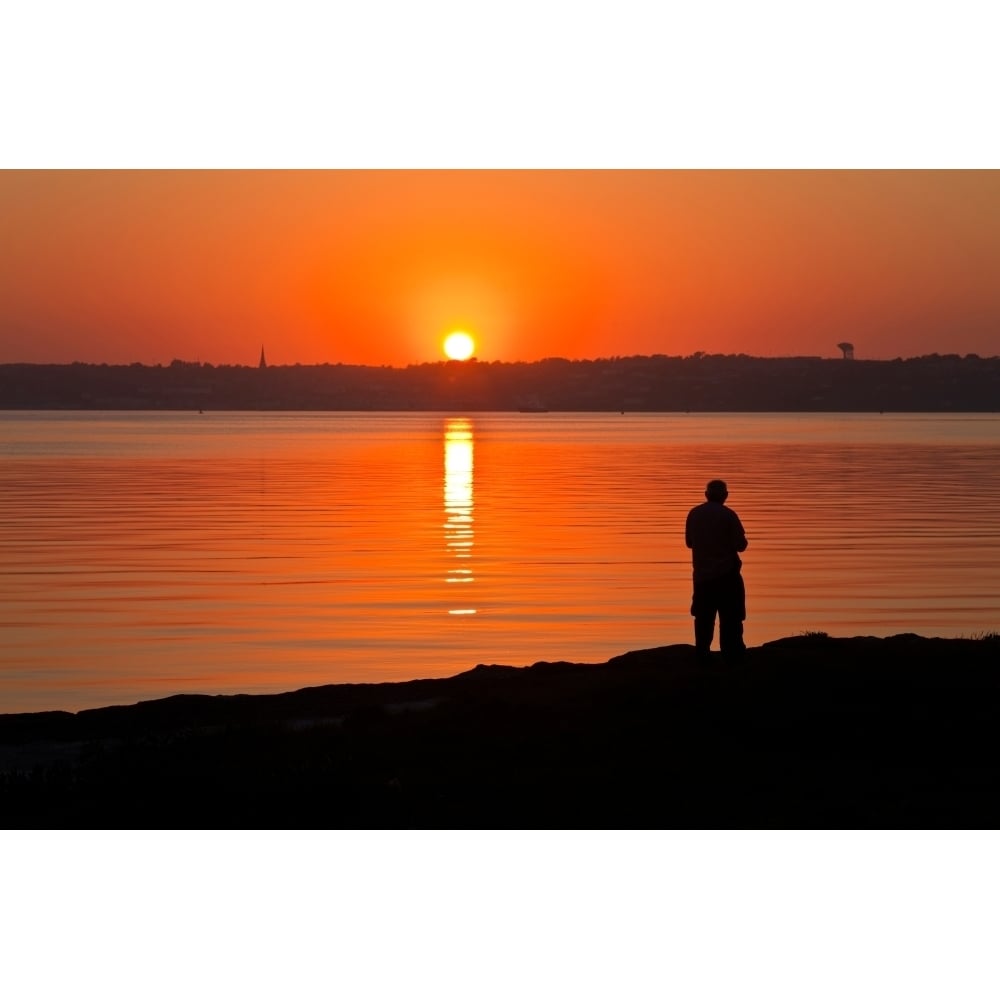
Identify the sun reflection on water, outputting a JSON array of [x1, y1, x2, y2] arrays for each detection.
[[444, 418, 475, 614]]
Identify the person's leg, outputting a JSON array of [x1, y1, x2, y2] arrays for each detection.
[[694, 613, 716, 656], [718, 572, 747, 659], [719, 614, 744, 657], [692, 581, 717, 661]]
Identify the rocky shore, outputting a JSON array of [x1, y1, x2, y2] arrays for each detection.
[[3, 633, 999, 828]]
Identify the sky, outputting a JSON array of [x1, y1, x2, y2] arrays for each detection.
[[3, 169, 999, 366]]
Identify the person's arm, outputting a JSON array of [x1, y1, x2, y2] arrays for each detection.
[[685, 511, 694, 549], [733, 514, 748, 552]]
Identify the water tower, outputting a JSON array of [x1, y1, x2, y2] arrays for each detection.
[[837, 342, 854, 360]]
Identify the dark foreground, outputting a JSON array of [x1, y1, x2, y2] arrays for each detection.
[[3, 634, 999, 828]]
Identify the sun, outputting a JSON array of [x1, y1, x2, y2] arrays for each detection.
[[443, 331, 476, 361]]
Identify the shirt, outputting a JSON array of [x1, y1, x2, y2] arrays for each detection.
[[685, 500, 748, 583]]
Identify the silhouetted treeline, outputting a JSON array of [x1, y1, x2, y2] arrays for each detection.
[[2, 353, 999, 412]]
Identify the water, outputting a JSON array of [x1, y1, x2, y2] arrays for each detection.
[[2, 411, 999, 713]]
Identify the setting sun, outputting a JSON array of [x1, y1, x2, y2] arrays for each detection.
[[443, 331, 475, 361]]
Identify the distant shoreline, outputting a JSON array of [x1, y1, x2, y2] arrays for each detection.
[[3, 354, 999, 412]]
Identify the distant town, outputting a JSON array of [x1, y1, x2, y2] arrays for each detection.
[[2, 351, 999, 412]]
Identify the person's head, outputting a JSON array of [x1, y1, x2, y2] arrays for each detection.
[[705, 479, 729, 503]]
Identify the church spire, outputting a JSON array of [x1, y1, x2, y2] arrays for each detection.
[[259, 345, 267, 369]]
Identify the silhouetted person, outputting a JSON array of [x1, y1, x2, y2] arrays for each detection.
[[685, 479, 748, 662]]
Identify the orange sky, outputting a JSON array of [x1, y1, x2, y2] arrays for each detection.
[[2, 170, 999, 366]]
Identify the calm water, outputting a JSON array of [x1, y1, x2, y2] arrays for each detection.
[[2, 411, 999, 713]]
